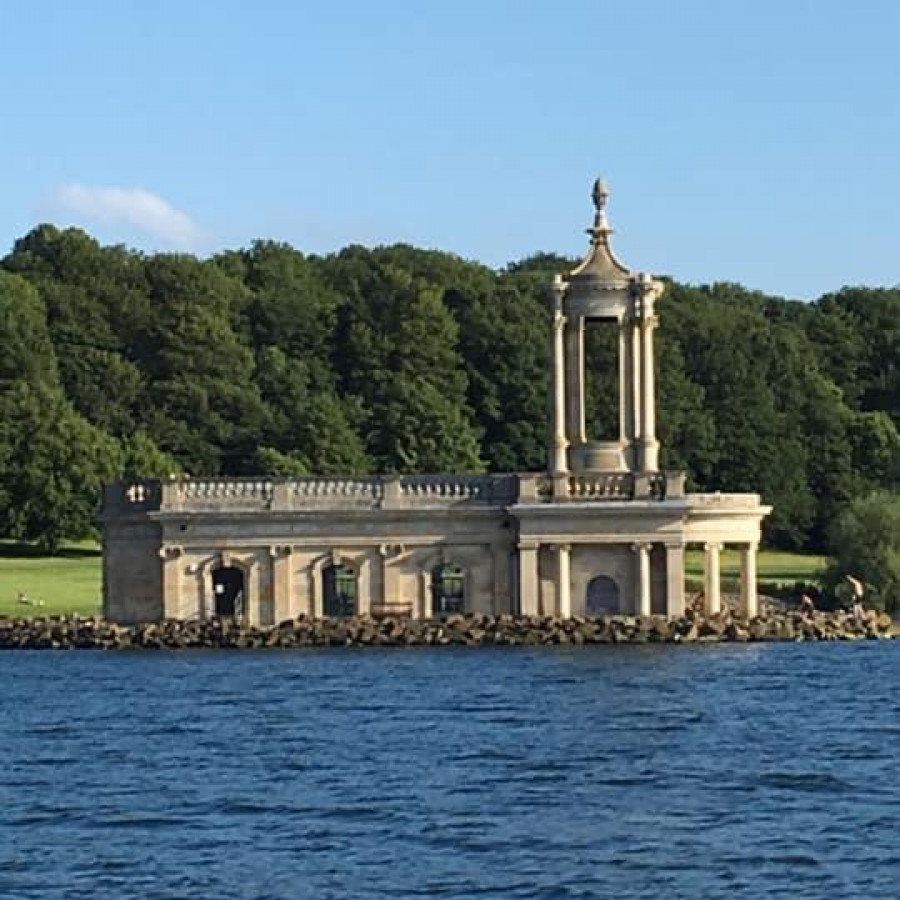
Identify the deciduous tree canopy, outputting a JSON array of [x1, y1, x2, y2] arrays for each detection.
[[1, 227, 897, 554]]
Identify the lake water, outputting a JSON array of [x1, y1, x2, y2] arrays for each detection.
[[1, 643, 897, 899]]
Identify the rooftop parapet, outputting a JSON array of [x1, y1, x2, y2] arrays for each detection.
[[102, 472, 763, 517], [102, 474, 521, 516]]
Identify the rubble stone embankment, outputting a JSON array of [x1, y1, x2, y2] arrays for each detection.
[[0, 610, 894, 650]]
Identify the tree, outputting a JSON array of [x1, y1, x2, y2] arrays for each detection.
[[0, 381, 122, 552], [328, 251, 484, 472], [220, 242, 371, 475], [3, 225, 148, 436], [136, 254, 266, 474], [824, 491, 900, 613]]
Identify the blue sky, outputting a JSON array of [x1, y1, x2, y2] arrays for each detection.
[[2, 0, 898, 299]]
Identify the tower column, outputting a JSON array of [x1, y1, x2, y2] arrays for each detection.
[[633, 542, 652, 616], [740, 542, 759, 618], [705, 542, 722, 615], [549, 277, 569, 475], [564, 315, 587, 470], [637, 275, 660, 474], [556, 544, 571, 618]]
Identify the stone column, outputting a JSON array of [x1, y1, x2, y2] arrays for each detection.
[[705, 542, 722, 615], [740, 542, 758, 619], [621, 315, 638, 468], [577, 317, 587, 446], [634, 543, 652, 616], [665, 543, 685, 618], [637, 276, 660, 474], [631, 314, 642, 454], [549, 277, 569, 475], [556, 544, 571, 619], [518, 543, 540, 616], [564, 316, 586, 468]]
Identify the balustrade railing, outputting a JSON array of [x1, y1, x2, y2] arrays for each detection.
[[289, 478, 382, 503], [568, 473, 634, 499], [105, 471, 697, 516], [175, 479, 274, 503]]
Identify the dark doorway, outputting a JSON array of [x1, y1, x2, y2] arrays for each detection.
[[432, 564, 465, 615], [324, 564, 357, 617], [213, 566, 245, 618], [586, 575, 619, 615]]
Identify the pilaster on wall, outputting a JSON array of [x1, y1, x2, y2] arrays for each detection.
[[518, 543, 540, 616], [492, 544, 512, 615], [160, 545, 183, 619], [269, 545, 293, 624]]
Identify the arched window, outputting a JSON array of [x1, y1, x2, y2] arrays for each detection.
[[213, 566, 245, 619], [432, 564, 465, 615], [324, 564, 357, 617], [586, 575, 619, 616]]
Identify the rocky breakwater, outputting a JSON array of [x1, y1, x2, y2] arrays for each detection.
[[0, 610, 894, 650]]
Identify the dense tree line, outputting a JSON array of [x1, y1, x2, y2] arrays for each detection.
[[0, 225, 897, 556]]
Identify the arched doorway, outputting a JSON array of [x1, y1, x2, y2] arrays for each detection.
[[432, 564, 465, 615], [586, 575, 619, 616], [324, 564, 357, 617], [213, 566, 245, 618]]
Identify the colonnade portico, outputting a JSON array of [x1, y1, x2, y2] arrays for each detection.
[[512, 537, 761, 619], [696, 540, 759, 618]]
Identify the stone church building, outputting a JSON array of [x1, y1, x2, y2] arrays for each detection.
[[101, 180, 770, 624]]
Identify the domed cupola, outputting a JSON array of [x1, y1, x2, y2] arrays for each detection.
[[548, 178, 665, 476]]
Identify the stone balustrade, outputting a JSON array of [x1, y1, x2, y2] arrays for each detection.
[[105, 470, 693, 516], [175, 479, 274, 504], [399, 475, 518, 504], [568, 473, 633, 499], [107, 474, 520, 514], [288, 478, 382, 505]]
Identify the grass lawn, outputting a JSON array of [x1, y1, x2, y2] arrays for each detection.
[[685, 547, 827, 589], [0, 540, 827, 618], [0, 541, 102, 618]]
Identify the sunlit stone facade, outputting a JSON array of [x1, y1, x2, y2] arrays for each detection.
[[101, 180, 770, 623]]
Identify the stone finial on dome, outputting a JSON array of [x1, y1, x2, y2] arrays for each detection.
[[590, 177, 612, 234], [592, 177, 609, 210], [567, 175, 630, 282]]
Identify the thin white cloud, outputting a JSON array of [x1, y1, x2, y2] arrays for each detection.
[[49, 184, 206, 251]]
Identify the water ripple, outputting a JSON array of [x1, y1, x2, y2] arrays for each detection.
[[0, 643, 897, 899]]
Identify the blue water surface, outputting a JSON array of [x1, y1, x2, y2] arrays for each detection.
[[0, 642, 897, 899]]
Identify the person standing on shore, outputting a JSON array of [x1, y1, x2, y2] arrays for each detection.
[[845, 575, 866, 620]]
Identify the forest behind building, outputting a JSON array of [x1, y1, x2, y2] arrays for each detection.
[[0, 225, 897, 559]]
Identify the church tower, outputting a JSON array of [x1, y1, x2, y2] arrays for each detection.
[[548, 179, 664, 476]]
